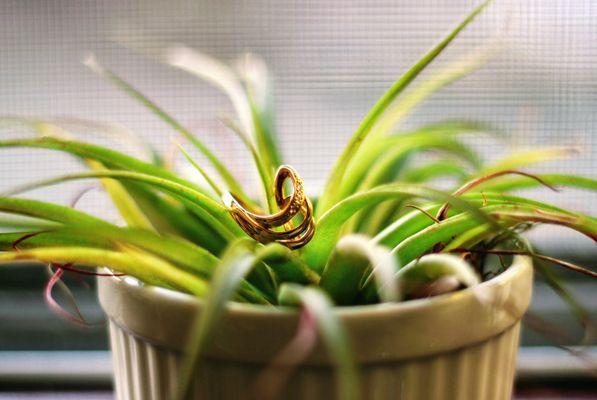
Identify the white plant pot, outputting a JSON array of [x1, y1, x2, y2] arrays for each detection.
[[98, 256, 533, 400]]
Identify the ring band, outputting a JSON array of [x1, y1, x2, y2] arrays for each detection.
[[226, 165, 315, 249]]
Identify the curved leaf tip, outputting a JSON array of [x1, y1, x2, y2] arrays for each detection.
[[395, 253, 480, 300]]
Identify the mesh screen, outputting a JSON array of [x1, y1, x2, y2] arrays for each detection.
[[1, 0, 595, 251]]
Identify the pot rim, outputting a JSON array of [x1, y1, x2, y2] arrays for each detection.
[[99, 255, 533, 363], [104, 255, 527, 316]]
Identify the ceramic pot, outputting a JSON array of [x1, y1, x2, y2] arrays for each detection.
[[98, 256, 533, 400]]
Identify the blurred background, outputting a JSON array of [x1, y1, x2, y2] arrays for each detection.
[[0, 0, 595, 397]]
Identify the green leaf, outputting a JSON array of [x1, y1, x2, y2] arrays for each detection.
[[471, 174, 597, 193], [374, 192, 585, 247], [255, 243, 320, 285], [0, 136, 230, 236], [355, 198, 408, 237], [481, 147, 578, 174], [84, 54, 248, 199], [175, 142, 224, 197], [1, 224, 222, 280], [392, 212, 494, 266], [73, 226, 221, 279], [442, 223, 496, 251], [320, 235, 398, 305], [374, 203, 441, 247], [0, 197, 261, 300], [2, 170, 243, 239], [278, 284, 361, 400], [166, 49, 283, 197], [339, 122, 486, 200], [338, 125, 487, 234], [488, 209, 597, 241], [317, 0, 492, 216], [238, 53, 283, 171], [175, 238, 261, 400], [0, 215, 60, 231], [119, 182, 226, 253], [0, 196, 109, 227], [86, 160, 156, 230], [356, 159, 472, 236], [372, 42, 496, 136], [165, 46, 253, 136], [0, 195, 226, 278], [391, 203, 597, 267], [221, 117, 275, 211], [401, 159, 471, 183], [0, 115, 158, 163], [304, 183, 495, 273], [245, 262, 278, 304], [355, 135, 482, 193], [0, 136, 208, 194], [0, 230, 107, 250], [393, 253, 480, 300], [0, 246, 209, 296], [249, 95, 280, 172]]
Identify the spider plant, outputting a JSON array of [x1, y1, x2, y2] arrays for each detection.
[[0, 1, 595, 398]]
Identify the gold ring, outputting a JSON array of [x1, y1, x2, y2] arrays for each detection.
[[225, 165, 315, 249]]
